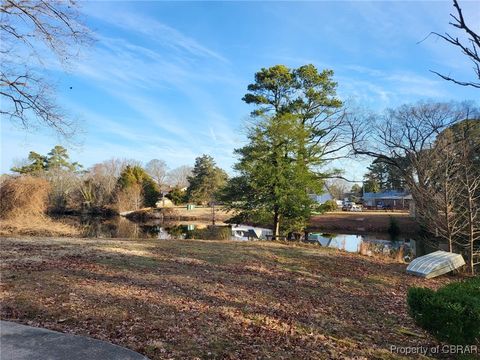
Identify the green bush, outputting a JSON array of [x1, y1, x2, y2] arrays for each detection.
[[407, 277, 480, 345], [387, 216, 401, 240], [315, 200, 338, 213], [166, 187, 187, 205]]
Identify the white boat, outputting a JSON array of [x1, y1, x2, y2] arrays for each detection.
[[231, 225, 273, 241], [406, 250, 465, 279]]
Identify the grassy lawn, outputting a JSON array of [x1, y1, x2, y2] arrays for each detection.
[[0, 237, 453, 359]]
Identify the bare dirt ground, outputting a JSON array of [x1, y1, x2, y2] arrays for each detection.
[[0, 236, 455, 359]]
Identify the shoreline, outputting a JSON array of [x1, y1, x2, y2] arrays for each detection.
[[1, 210, 420, 238]]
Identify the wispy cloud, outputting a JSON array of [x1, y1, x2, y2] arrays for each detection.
[[337, 65, 448, 108], [83, 4, 228, 64]]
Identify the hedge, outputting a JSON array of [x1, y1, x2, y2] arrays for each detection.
[[407, 276, 480, 345]]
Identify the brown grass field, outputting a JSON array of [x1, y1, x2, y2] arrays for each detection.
[[0, 236, 457, 359]]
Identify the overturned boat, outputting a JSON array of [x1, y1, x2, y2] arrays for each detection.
[[231, 225, 273, 241], [406, 250, 465, 279]]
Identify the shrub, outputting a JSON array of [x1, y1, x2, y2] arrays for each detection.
[[167, 187, 187, 205], [316, 199, 338, 213], [387, 216, 401, 240], [407, 277, 480, 345], [0, 176, 50, 219], [115, 183, 144, 212], [187, 226, 231, 240]]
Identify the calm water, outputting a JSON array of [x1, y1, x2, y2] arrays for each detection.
[[58, 216, 412, 258], [306, 232, 410, 257], [59, 216, 228, 240]]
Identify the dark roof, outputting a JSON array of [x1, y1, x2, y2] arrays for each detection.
[[363, 190, 409, 200]]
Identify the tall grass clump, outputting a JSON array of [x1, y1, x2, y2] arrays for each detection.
[[0, 176, 78, 236], [0, 176, 50, 219]]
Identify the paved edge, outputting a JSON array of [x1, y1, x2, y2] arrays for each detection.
[[0, 321, 149, 360]]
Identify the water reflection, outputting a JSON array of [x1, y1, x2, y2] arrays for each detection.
[[64, 216, 229, 240], [58, 216, 411, 259], [307, 232, 410, 259]]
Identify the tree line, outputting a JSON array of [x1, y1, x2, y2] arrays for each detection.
[[7, 149, 228, 214]]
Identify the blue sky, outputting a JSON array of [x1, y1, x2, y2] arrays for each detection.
[[1, 0, 479, 181]]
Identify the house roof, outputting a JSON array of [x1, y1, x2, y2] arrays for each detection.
[[363, 190, 410, 200]]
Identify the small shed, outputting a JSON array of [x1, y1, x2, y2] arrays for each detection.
[[406, 250, 465, 279]]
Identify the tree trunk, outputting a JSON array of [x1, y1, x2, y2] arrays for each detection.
[[466, 178, 475, 275], [462, 165, 477, 275], [442, 175, 453, 252], [273, 207, 280, 240]]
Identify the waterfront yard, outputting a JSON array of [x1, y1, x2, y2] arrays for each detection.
[[0, 237, 453, 359]]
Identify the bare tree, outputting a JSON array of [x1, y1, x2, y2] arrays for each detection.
[[413, 132, 463, 252], [348, 101, 476, 185], [1, 0, 92, 135], [348, 101, 480, 273], [431, 0, 480, 88], [453, 123, 480, 274], [115, 183, 143, 212], [167, 165, 193, 188], [145, 159, 168, 189], [76, 158, 141, 210], [457, 161, 480, 274], [44, 166, 80, 212], [326, 178, 349, 200]]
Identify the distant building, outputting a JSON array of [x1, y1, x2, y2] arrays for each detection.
[[309, 187, 334, 204], [362, 190, 411, 210]]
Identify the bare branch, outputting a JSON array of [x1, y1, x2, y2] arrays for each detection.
[[431, 0, 480, 88], [0, 0, 92, 135]]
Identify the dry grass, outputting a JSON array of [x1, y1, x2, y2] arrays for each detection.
[[0, 237, 458, 359], [0, 218, 79, 237], [0, 176, 50, 219], [0, 176, 79, 236], [167, 205, 232, 221]]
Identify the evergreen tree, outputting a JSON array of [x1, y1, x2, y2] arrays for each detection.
[[11, 151, 48, 174], [46, 145, 82, 172], [364, 158, 407, 192], [186, 155, 227, 205], [222, 114, 320, 237], [223, 64, 343, 238], [166, 187, 188, 205], [117, 165, 159, 207], [363, 178, 380, 193], [11, 146, 82, 174]]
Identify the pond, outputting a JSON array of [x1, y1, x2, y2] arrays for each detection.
[[306, 232, 412, 259], [57, 215, 228, 240], [57, 215, 414, 260]]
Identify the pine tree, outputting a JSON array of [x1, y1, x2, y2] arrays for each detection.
[[222, 64, 344, 238], [186, 155, 227, 205]]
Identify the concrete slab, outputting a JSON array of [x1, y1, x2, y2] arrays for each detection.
[[0, 321, 149, 360]]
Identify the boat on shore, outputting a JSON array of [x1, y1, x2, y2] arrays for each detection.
[[231, 225, 273, 241]]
